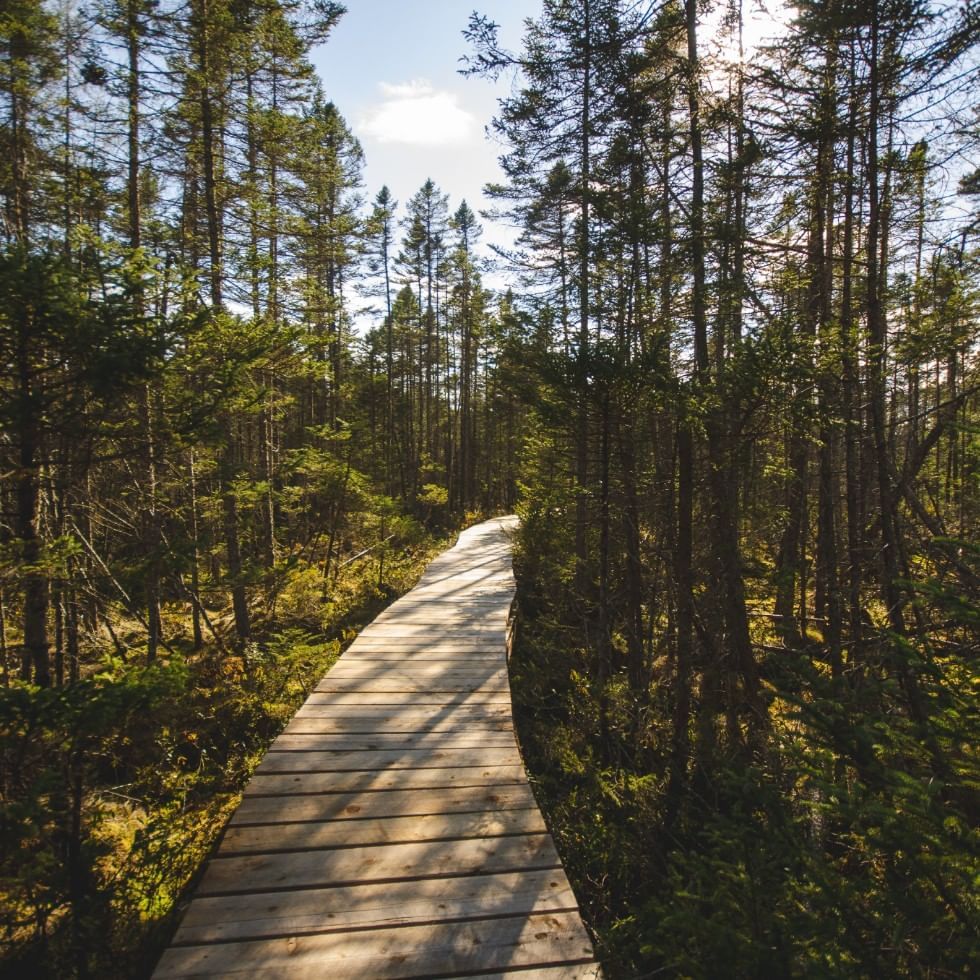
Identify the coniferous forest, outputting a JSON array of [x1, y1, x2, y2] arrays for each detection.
[[1, 0, 978, 977]]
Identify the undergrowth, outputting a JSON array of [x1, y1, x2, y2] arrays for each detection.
[[509, 515, 979, 979], [0, 523, 451, 979]]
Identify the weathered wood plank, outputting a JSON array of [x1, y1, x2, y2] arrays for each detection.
[[283, 712, 502, 740], [290, 691, 510, 708], [172, 869, 579, 947], [285, 713, 514, 733], [357, 627, 507, 638], [311, 687, 509, 699], [344, 639, 505, 651], [371, 603, 510, 616], [256, 745, 522, 774], [328, 662, 506, 675], [360, 614, 507, 626], [156, 911, 595, 979], [292, 705, 514, 730], [316, 679, 510, 694], [399, 587, 508, 595], [315, 675, 510, 689], [338, 654, 504, 665], [330, 668, 509, 684], [348, 628, 506, 639], [292, 702, 512, 716], [242, 765, 528, 799], [233, 783, 537, 824], [271, 732, 517, 751], [292, 691, 512, 710], [198, 835, 560, 896], [347, 639, 503, 647], [376, 593, 512, 601], [370, 605, 511, 617], [321, 669, 509, 686], [310, 708, 511, 722], [220, 808, 547, 855], [366, 618, 510, 631]]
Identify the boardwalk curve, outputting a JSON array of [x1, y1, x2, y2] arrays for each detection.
[[154, 516, 600, 979]]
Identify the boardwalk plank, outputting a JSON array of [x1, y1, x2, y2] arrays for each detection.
[[291, 702, 512, 716], [357, 627, 507, 639], [220, 808, 547, 854], [326, 663, 507, 675], [233, 783, 537, 824], [315, 680, 510, 694], [172, 870, 580, 945], [242, 766, 528, 798], [281, 715, 514, 732], [317, 660, 509, 690], [344, 642, 503, 651], [338, 654, 504, 664], [197, 835, 560, 896], [348, 636, 506, 646], [256, 745, 522, 773], [307, 690, 510, 708], [372, 606, 510, 618], [156, 911, 595, 979], [153, 518, 598, 979], [271, 732, 517, 751], [291, 705, 513, 730]]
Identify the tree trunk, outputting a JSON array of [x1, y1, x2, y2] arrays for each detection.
[[197, 0, 250, 652], [221, 440, 251, 658], [618, 407, 645, 693], [666, 420, 694, 826], [840, 43, 864, 656], [17, 317, 49, 686], [685, 0, 762, 738], [574, 0, 592, 589], [0, 590, 8, 687], [189, 450, 204, 651]]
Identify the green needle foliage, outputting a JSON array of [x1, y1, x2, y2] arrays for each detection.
[[1, 0, 978, 976]]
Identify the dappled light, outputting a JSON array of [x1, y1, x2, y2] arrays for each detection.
[[0, 0, 976, 976]]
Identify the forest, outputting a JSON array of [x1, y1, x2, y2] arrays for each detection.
[[1, 0, 978, 977]]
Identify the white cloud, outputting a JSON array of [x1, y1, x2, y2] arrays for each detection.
[[358, 79, 476, 146], [377, 80, 432, 99]]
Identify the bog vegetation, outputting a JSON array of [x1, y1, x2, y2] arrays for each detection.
[[1, 0, 978, 977]]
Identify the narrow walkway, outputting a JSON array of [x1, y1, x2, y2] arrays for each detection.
[[154, 516, 600, 979]]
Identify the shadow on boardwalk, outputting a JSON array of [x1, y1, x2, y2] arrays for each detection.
[[153, 516, 601, 980]]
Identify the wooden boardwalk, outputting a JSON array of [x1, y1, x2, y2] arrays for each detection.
[[154, 516, 600, 979]]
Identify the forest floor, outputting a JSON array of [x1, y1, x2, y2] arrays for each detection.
[[0, 524, 456, 979]]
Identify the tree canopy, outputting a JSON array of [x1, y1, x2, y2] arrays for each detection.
[[1, 0, 978, 976]]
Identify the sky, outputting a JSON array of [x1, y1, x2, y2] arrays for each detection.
[[308, 0, 785, 303], [311, 0, 543, 261]]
